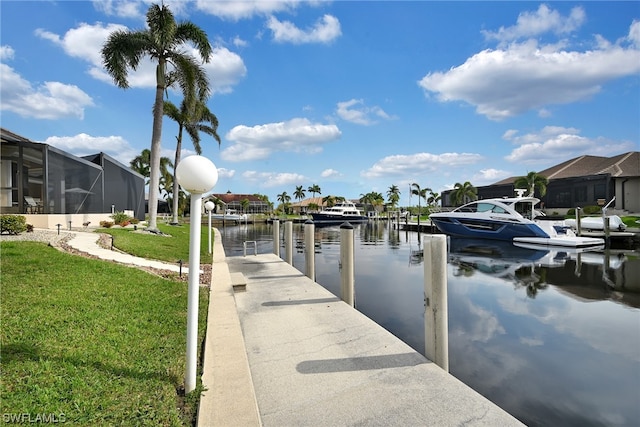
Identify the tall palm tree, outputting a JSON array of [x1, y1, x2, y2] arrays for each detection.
[[451, 181, 477, 206], [514, 171, 548, 197], [307, 184, 321, 200], [294, 185, 306, 203], [102, 3, 212, 232], [164, 97, 220, 224], [130, 148, 173, 191], [427, 190, 441, 208], [411, 183, 431, 227], [387, 185, 400, 211], [277, 191, 291, 214]]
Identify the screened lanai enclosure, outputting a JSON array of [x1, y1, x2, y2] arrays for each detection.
[[1, 128, 144, 220]]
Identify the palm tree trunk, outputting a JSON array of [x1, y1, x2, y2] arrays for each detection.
[[171, 128, 183, 225], [147, 64, 166, 233]]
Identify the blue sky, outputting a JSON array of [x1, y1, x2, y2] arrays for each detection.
[[1, 1, 639, 207]]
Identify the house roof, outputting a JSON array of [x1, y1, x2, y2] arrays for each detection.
[[492, 151, 639, 185]]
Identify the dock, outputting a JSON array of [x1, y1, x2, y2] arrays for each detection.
[[197, 229, 524, 426]]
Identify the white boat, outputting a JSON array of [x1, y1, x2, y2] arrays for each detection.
[[430, 190, 604, 248], [310, 201, 368, 224], [210, 209, 247, 223], [564, 215, 627, 232]]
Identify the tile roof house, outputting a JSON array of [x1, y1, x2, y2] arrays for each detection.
[[207, 193, 271, 213], [445, 152, 640, 212]]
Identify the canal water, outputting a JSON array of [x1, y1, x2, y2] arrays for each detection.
[[218, 221, 640, 427]]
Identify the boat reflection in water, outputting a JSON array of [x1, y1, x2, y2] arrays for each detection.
[[447, 237, 639, 307]]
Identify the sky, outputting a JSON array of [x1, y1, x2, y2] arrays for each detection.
[[1, 0, 639, 207]]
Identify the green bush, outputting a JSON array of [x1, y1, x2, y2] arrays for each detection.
[[110, 211, 131, 226], [583, 205, 601, 215], [100, 220, 114, 228], [0, 215, 28, 235], [567, 208, 575, 216]]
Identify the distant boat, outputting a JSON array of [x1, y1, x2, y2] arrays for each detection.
[[310, 201, 368, 224], [564, 215, 627, 232], [210, 209, 247, 223], [429, 191, 604, 248]]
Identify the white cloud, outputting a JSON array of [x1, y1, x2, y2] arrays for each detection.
[[38, 23, 246, 94], [242, 171, 306, 188], [419, 5, 640, 120], [321, 168, 341, 178], [267, 14, 341, 44], [187, 46, 247, 95], [222, 118, 341, 161], [504, 126, 637, 165], [482, 4, 586, 44], [472, 168, 512, 186], [361, 152, 484, 179], [0, 45, 15, 60], [0, 59, 94, 120], [216, 167, 235, 179], [92, 0, 144, 19], [43, 133, 137, 166], [195, 0, 300, 21], [336, 99, 393, 125]]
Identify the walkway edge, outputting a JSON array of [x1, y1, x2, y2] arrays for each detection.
[[197, 228, 262, 427]]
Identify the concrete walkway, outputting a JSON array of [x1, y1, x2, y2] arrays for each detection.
[[65, 231, 195, 273], [197, 230, 524, 427]]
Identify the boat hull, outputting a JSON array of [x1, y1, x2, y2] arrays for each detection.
[[310, 213, 369, 224], [430, 216, 548, 241]]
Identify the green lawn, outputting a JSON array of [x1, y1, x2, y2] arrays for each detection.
[[1, 227, 210, 426]]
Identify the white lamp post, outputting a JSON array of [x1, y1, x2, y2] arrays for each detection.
[[204, 200, 215, 254], [175, 155, 218, 394]]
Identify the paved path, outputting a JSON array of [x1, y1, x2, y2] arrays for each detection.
[[65, 230, 194, 273]]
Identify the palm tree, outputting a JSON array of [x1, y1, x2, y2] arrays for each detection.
[[307, 184, 321, 200], [164, 97, 220, 224], [130, 148, 173, 191], [450, 181, 477, 206], [102, 3, 212, 232], [514, 171, 548, 197], [294, 185, 306, 202], [387, 185, 400, 211], [277, 191, 291, 214], [427, 190, 441, 209], [322, 195, 336, 208], [411, 183, 431, 227]]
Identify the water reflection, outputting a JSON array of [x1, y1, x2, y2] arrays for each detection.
[[219, 222, 640, 426]]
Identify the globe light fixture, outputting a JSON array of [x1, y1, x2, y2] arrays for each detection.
[[176, 155, 218, 394]]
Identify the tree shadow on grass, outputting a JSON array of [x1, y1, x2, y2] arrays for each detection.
[[1, 341, 179, 384]]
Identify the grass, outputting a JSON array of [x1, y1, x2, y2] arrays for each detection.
[[99, 222, 213, 264], [1, 226, 210, 426]]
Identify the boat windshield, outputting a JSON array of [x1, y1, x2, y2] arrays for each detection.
[[457, 202, 505, 213]]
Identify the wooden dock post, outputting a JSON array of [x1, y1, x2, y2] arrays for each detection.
[[340, 222, 355, 307], [305, 220, 315, 280], [424, 234, 449, 372]]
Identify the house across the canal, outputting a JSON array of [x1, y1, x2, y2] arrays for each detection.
[[442, 152, 640, 213]]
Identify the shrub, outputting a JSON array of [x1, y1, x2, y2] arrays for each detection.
[[111, 211, 131, 226], [583, 205, 601, 215], [26, 224, 34, 232], [130, 217, 140, 225], [0, 215, 28, 235], [567, 208, 575, 216], [100, 220, 114, 228]]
